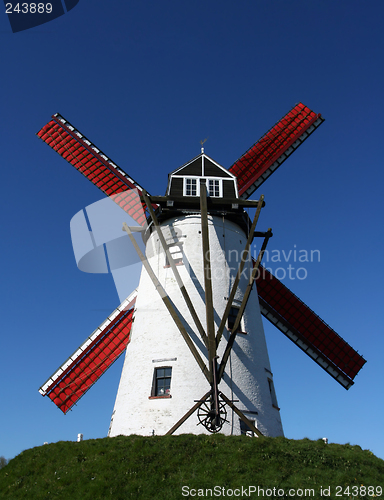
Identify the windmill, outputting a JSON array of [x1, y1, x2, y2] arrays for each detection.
[[37, 103, 366, 437]]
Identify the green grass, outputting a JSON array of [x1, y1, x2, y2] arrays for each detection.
[[1, 435, 383, 499]]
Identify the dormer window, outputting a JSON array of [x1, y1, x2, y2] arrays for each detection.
[[183, 177, 223, 197]]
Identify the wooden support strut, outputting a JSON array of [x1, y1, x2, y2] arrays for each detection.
[[212, 356, 220, 426], [142, 190, 208, 349], [165, 391, 212, 435], [141, 195, 266, 209], [165, 387, 264, 437], [122, 222, 211, 384], [200, 180, 217, 385], [216, 195, 265, 346], [218, 228, 273, 383], [219, 392, 264, 437]]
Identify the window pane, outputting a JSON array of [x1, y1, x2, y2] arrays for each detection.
[[186, 179, 197, 196], [208, 180, 214, 196], [208, 179, 220, 197], [240, 418, 255, 436], [156, 383, 165, 396], [154, 367, 172, 396]]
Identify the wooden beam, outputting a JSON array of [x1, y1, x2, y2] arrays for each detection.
[[142, 190, 208, 349], [142, 195, 265, 208], [218, 229, 272, 382], [220, 392, 264, 437], [165, 391, 211, 435], [200, 180, 216, 381], [122, 222, 211, 384], [216, 195, 264, 346]]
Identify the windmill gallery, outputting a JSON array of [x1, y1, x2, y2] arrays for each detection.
[[37, 103, 366, 437]]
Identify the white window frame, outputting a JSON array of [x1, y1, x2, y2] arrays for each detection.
[[164, 242, 184, 267], [150, 366, 172, 398], [208, 178, 222, 198], [183, 177, 223, 197], [184, 178, 198, 196]]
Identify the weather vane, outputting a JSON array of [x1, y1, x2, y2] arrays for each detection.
[[200, 137, 208, 153]]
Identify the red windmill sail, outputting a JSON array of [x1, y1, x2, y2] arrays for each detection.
[[37, 103, 365, 418], [229, 103, 365, 388], [255, 265, 366, 389], [37, 113, 157, 226], [39, 291, 137, 413], [229, 102, 324, 199]]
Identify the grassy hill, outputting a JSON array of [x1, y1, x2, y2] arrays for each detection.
[[1, 435, 383, 499]]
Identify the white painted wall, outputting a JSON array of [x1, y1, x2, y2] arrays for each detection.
[[108, 214, 284, 437]]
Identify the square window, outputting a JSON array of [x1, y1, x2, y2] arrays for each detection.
[[164, 244, 183, 267], [154, 367, 172, 396]]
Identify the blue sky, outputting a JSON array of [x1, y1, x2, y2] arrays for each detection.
[[1, 1, 383, 461]]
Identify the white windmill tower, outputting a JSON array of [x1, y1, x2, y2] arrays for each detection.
[[37, 103, 366, 437], [108, 152, 281, 437]]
